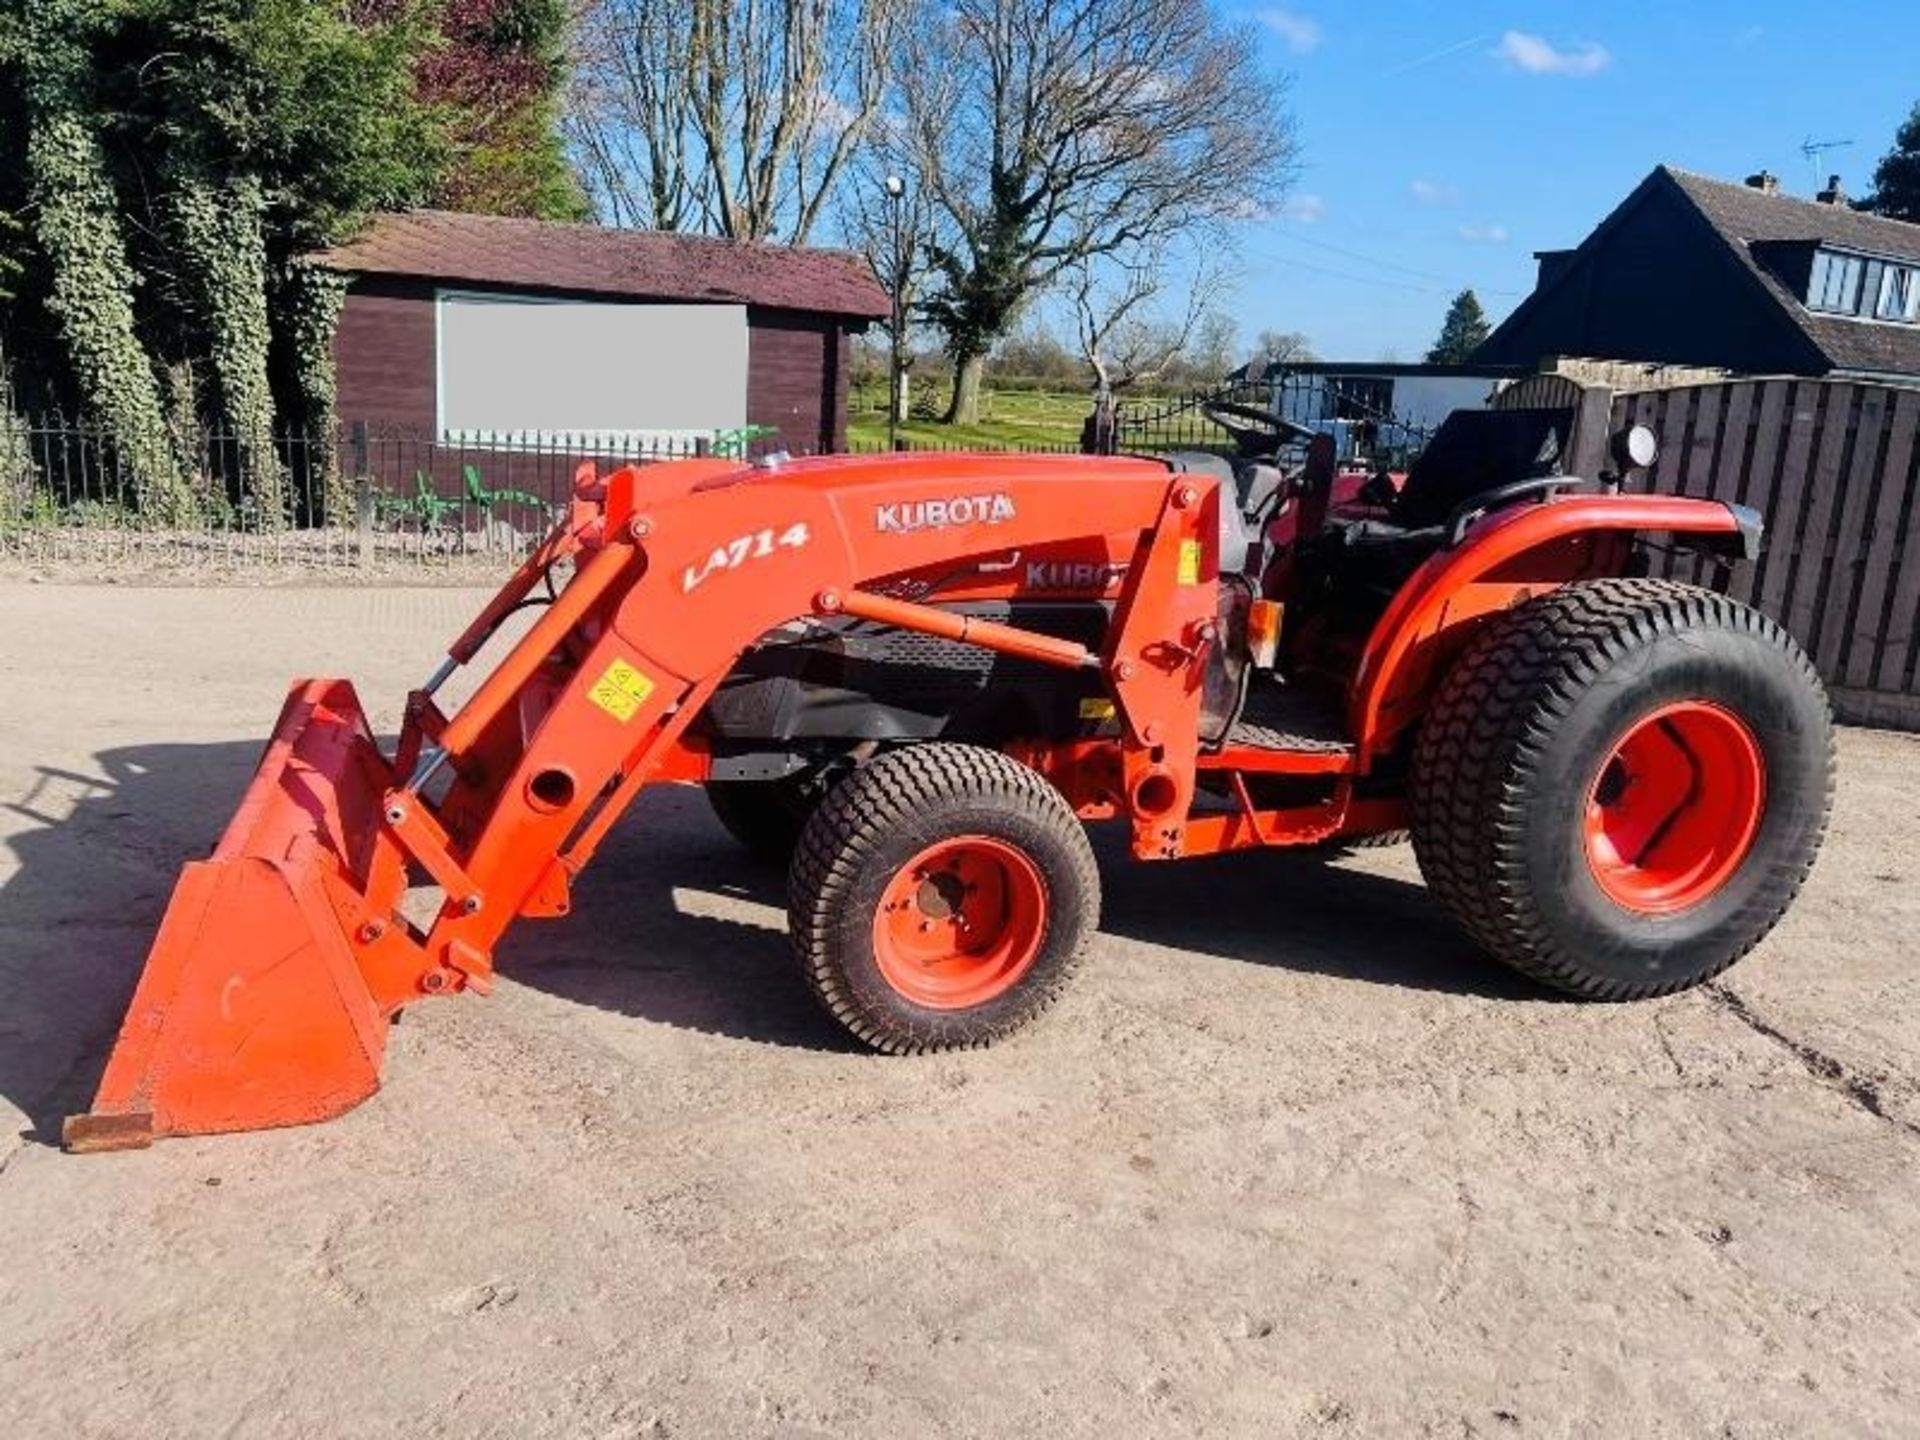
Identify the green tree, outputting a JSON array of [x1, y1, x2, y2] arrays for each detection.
[[1426, 289, 1491, 363], [103, 0, 440, 516], [8, 0, 192, 518], [1, 0, 441, 519], [415, 0, 588, 220], [1860, 102, 1920, 222]]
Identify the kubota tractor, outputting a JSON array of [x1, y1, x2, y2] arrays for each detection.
[[65, 405, 1833, 1150]]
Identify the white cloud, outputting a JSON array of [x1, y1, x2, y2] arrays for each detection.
[[1410, 178, 1460, 207], [1457, 223, 1510, 244], [1493, 30, 1610, 77], [1280, 192, 1327, 224], [1259, 8, 1322, 54]]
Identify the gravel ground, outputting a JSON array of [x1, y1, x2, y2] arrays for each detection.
[[1, 581, 1917, 1439]]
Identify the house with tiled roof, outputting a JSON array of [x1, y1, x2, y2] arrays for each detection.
[[1476, 166, 1920, 382], [314, 211, 889, 453]]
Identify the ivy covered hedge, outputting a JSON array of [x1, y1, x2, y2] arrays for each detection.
[[0, 0, 581, 527]]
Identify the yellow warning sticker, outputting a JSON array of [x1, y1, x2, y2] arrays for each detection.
[[1177, 538, 1203, 585], [587, 658, 656, 722], [1078, 697, 1116, 721]]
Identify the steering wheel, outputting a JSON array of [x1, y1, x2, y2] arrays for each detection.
[[1203, 398, 1315, 460]]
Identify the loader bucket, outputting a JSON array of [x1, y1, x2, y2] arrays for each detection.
[[64, 679, 408, 1152]]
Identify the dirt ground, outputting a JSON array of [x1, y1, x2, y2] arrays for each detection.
[[1, 579, 1917, 1439]]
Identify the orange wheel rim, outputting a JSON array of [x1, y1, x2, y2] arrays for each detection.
[[871, 836, 1049, 1009], [1583, 701, 1767, 914]]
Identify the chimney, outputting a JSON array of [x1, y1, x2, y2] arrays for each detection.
[[1745, 170, 1780, 194], [1816, 173, 1849, 206]]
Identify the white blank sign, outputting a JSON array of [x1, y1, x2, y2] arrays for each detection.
[[436, 289, 747, 442]]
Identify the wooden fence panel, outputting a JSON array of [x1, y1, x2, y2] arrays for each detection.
[[1753, 385, 1822, 626], [1706, 382, 1757, 596], [1491, 373, 1585, 412], [1605, 376, 1920, 730], [1873, 428, 1920, 700], [1843, 387, 1920, 690], [1782, 385, 1857, 656], [1677, 384, 1724, 588], [1815, 385, 1893, 676], [1726, 381, 1792, 608]]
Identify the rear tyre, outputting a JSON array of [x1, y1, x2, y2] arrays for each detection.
[[1411, 579, 1832, 999], [789, 744, 1099, 1053]]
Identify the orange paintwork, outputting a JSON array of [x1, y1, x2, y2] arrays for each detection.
[[67, 457, 1748, 1148], [824, 587, 1097, 670], [1348, 495, 1741, 764]]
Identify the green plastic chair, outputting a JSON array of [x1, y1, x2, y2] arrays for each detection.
[[461, 464, 545, 514], [710, 425, 778, 459], [373, 472, 461, 530]]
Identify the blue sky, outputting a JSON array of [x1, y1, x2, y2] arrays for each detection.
[[1235, 1, 1920, 360]]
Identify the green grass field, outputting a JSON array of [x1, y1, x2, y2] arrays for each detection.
[[844, 379, 1235, 453], [845, 382, 1090, 450]]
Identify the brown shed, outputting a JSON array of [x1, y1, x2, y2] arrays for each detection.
[[314, 211, 889, 454]]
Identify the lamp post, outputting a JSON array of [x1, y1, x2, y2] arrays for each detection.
[[883, 173, 907, 451]]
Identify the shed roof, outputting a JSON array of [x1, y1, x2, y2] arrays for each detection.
[[314, 210, 890, 320]]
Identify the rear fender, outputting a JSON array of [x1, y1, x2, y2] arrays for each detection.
[[1348, 495, 1751, 766]]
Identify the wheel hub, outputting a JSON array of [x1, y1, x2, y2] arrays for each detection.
[[1583, 700, 1767, 914], [872, 836, 1048, 1009]]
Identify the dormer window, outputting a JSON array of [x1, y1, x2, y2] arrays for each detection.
[[1807, 247, 1920, 322], [1877, 264, 1920, 321], [1809, 250, 1864, 312]]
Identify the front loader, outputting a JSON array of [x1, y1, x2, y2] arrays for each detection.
[[66, 417, 1834, 1150]]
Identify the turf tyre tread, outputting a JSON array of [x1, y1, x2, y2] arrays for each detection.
[[1410, 578, 1833, 1000], [788, 743, 1099, 1053]]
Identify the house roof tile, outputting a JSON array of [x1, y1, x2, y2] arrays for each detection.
[[1664, 168, 1920, 376]]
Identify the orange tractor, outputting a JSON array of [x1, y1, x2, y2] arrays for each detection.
[[65, 408, 1833, 1150]]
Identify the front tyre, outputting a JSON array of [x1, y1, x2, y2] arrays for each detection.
[[788, 744, 1100, 1053], [1411, 579, 1833, 999]]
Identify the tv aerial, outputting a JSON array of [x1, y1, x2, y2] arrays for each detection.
[[1800, 137, 1855, 186]]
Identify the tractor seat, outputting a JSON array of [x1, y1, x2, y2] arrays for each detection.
[[1375, 407, 1573, 533], [1315, 407, 1576, 594]]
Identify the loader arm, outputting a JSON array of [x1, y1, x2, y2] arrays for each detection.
[[68, 454, 1223, 1149]]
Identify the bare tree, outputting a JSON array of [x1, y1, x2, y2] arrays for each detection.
[[566, 0, 708, 230], [896, 0, 1296, 423], [1071, 242, 1227, 397], [566, 0, 909, 242], [1248, 327, 1315, 378], [839, 164, 938, 427], [1181, 309, 1241, 385]]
